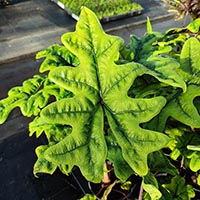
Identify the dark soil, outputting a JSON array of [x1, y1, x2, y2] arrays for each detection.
[[0, 133, 84, 200], [0, 131, 142, 200]]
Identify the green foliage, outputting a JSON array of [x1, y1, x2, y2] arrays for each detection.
[[167, 17, 200, 41], [166, 126, 200, 172], [1, 6, 200, 200], [58, 0, 143, 20], [0, 7, 169, 183], [32, 7, 169, 183], [143, 172, 162, 200], [162, 176, 195, 199], [80, 194, 97, 200], [148, 151, 179, 176]]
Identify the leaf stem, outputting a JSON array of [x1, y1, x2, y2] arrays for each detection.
[[102, 162, 111, 184], [138, 183, 143, 200]]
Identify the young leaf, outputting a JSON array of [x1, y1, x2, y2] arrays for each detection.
[[120, 181, 132, 191], [165, 126, 200, 173], [187, 18, 200, 34], [198, 175, 200, 186], [146, 17, 153, 34], [127, 34, 140, 60], [178, 37, 200, 85], [189, 152, 200, 172], [142, 171, 162, 200]]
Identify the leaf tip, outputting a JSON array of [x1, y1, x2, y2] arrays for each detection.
[[146, 17, 153, 34]]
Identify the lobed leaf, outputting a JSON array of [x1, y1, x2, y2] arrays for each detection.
[[31, 7, 169, 182]]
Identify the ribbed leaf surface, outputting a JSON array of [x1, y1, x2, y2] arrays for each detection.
[[0, 7, 169, 182], [30, 8, 169, 182]]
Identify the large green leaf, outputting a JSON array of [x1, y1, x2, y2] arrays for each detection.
[[29, 7, 169, 182]]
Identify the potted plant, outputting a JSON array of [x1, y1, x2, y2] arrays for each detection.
[[51, 0, 143, 22], [163, 0, 200, 20], [0, 7, 200, 200]]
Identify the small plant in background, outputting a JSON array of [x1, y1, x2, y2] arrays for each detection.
[[54, 0, 143, 20], [163, 0, 200, 20], [0, 6, 200, 200]]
